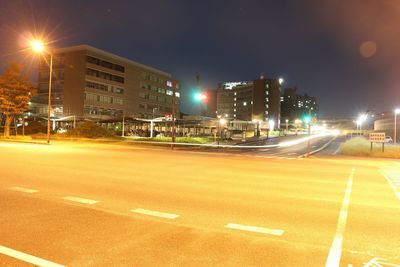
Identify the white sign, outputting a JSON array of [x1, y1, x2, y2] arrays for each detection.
[[369, 132, 385, 143]]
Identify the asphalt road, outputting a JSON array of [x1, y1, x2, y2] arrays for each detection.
[[217, 134, 338, 158], [0, 141, 399, 266]]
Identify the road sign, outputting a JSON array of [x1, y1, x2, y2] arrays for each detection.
[[369, 132, 385, 152], [369, 132, 385, 143]]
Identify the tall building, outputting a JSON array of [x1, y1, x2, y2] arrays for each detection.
[[281, 87, 318, 122], [216, 75, 281, 127], [34, 45, 180, 120]]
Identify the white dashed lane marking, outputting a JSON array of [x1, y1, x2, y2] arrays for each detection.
[[9, 186, 38, 194], [0, 245, 65, 267], [131, 208, 179, 219], [62, 196, 99, 205], [224, 223, 284, 236]]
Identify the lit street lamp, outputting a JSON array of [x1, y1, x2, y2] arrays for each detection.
[[358, 114, 367, 136], [30, 39, 53, 144], [395, 108, 400, 145]]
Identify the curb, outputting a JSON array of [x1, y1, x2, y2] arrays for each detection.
[[298, 136, 338, 158]]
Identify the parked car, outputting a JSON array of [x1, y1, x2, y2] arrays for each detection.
[[385, 136, 393, 143]]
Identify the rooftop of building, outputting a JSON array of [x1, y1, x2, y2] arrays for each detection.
[[54, 44, 172, 77]]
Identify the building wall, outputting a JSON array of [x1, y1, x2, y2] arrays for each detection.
[[374, 116, 399, 141], [216, 76, 281, 127], [35, 45, 180, 120]]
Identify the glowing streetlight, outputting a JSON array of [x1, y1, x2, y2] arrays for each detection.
[[30, 38, 53, 144], [394, 108, 400, 144], [269, 119, 275, 131], [279, 78, 284, 85], [285, 119, 289, 132], [31, 39, 45, 53], [358, 114, 367, 135]]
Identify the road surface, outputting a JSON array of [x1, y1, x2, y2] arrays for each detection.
[[0, 141, 399, 266]]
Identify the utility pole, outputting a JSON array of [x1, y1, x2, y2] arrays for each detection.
[[122, 114, 125, 137], [171, 88, 176, 149], [306, 109, 311, 157]]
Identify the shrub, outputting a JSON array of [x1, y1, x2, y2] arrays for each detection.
[[65, 122, 113, 138]]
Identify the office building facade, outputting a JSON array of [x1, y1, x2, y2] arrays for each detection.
[[34, 45, 180, 120]]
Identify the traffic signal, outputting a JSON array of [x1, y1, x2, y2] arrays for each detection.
[[194, 93, 207, 102], [303, 115, 311, 124]]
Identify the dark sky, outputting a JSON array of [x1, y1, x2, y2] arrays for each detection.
[[1, 0, 400, 118]]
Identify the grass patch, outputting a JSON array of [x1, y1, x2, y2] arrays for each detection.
[[340, 137, 400, 159], [128, 136, 214, 144]]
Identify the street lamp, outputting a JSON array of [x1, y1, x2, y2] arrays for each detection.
[[30, 39, 53, 144], [285, 119, 289, 132], [395, 108, 400, 145], [358, 114, 367, 136]]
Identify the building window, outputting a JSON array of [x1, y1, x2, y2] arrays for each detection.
[[87, 55, 125, 73], [243, 102, 247, 106], [166, 81, 172, 87], [86, 68, 124, 84], [166, 89, 173, 96]]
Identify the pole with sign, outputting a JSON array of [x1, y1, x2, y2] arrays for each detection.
[[369, 132, 385, 152]]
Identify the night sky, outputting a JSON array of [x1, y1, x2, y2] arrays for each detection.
[[1, 0, 399, 118]]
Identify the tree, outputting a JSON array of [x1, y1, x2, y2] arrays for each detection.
[[0, 63, 36, 137]]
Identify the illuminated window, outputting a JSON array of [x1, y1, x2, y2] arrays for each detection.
[[166, 81, 172, 87], [243, 102, 247, 106]]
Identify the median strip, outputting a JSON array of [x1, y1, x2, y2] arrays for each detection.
[[62, 196, 99, 205], [131, 208, 179, 219], [224, 223, 284, 236], [9, 186, 38, 194], [0, 245, 65, 267]]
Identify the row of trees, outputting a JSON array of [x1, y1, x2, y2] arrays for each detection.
[[0, 63, 36, 137]]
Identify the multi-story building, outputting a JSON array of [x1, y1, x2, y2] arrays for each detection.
[[216, 75, 281, 128], [34, 45, 180, 120], [281, 87, 318, 122]]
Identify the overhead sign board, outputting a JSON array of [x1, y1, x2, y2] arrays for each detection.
[[369, 132, 385, 143]]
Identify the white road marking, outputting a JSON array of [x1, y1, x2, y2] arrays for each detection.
[[224, 223, 284, 236], [381, 173, 400, 201], [325, 168, 355, 267], [131, 208, 179, 219], [0, 245, 65, 267], [9, 186, 38, 194], [62, 196, 99, 205]]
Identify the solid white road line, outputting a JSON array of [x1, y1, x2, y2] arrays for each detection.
[[0, 245, 65, 267], [9, 186, 38, 194], [224, 223, 284, 236], [382, 173, 400, 201], [131, 208, 179, 219], [325, 168, 355, 267], [62, 196, 99, 205]]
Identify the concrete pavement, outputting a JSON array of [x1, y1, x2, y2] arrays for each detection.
[[0, 142, 399, 266]]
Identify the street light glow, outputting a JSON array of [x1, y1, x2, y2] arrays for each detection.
[[395, 108, 400, 115], [31, 39, 45, 53]]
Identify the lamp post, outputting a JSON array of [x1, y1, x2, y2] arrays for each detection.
[[285, 119, 289, 133], [395, 108, 400, 145], [358, 114, 367, 136], [30, 39, 53, 144]]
